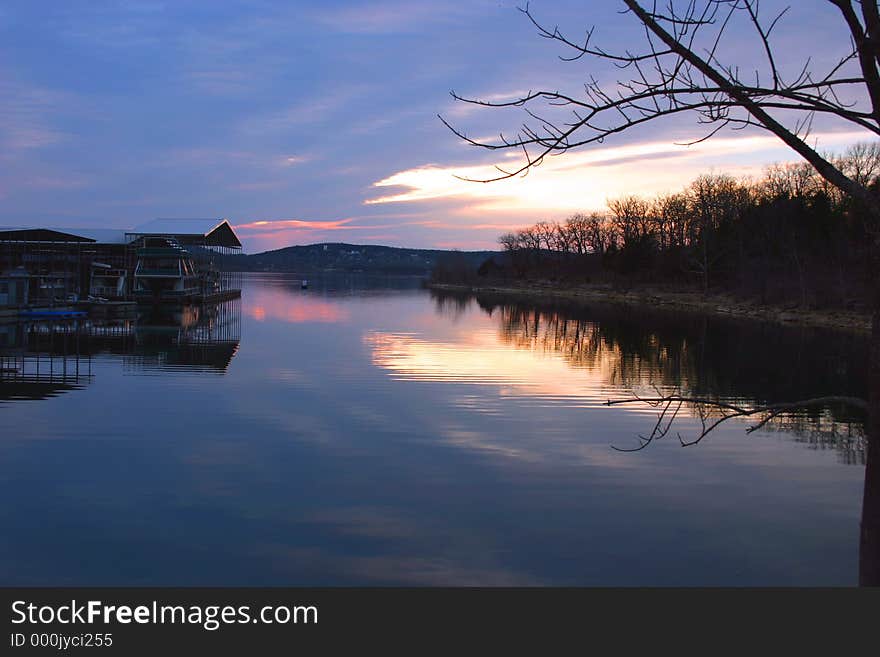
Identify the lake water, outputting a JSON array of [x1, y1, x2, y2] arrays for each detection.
[[0, 273, 869, 585]]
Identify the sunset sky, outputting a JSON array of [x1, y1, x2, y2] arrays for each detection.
[[1, 0, 875, 252]]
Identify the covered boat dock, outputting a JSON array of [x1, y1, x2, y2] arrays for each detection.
[[0, 219, 242, 310]]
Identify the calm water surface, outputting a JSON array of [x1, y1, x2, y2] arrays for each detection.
[[0, 273, 868, 585]]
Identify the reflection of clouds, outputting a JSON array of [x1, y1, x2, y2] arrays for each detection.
[[256, 504, 544, 585], [245, 288, 350, 324], [440, 427, 537, 462], [266, 368, 311, 386], [362, 328, 744, 467], [257, 545, 543, 585], [364, 330, 613, 407], [364, 329, 673, 467]]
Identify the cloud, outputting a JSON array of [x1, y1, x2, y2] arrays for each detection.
[[310, 1, 488, 35], [238, 85, 373, 136], [235, 218, 356, 232], [0, 76, 72, 154], [56, 1, 169, 49], [233, 218, 363, 251], [185, 69, 255, 96], [282, 155, 308, 166], [365, 130, 875, 213], [231, 214, 497, 251]]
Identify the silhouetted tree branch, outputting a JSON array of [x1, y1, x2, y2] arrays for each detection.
[[606, 392, 868, 451], [440, 0, 880, 216]]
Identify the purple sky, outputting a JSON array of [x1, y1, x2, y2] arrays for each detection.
[[0, 1, 874, 253]]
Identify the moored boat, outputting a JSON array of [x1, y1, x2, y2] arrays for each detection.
[[133, 237, 202, 303]]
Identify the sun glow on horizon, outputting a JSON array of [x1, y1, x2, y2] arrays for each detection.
[[366, 131, 874, 215]]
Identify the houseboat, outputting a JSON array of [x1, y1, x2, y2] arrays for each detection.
[[133, 237, 202, 303], [89, 262, 128, 300]]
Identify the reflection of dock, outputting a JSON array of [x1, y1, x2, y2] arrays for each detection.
[[0, 297, 242, 402], [127, 298, 241, 372], [0, 321, 93, 400]]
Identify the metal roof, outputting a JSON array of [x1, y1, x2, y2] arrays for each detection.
[[0, 226, 130, 244], [0, 228, 97, 243], [63, 228, 130, 244], [133, 218, 227, 236], [130, 218, 241, 248], [0, 219, 241, 248]]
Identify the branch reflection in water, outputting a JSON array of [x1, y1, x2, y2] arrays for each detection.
[[430, 287, 874, 584]]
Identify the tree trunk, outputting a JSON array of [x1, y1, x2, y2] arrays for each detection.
[[859, 262, 880, 586]]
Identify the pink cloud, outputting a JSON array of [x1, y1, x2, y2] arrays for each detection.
[[235, 218, 356, 232]]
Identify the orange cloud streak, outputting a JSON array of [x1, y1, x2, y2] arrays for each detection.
[[235, 218, 356, 232]]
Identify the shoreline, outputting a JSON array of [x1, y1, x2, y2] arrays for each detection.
[[428, 281, 872, 334]]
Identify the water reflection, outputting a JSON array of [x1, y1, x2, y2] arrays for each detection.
[[429, 288, 878, 584], [366, 331, 610, 405], [429, 288, 868, 461], [127, 301, 241, 373], [0, 299, 241, 403], [248, 291, 350, 324], [0, 321, 92, 401], [0, 275, 870, 586]]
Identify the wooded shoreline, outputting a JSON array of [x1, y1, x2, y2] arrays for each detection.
[[428, 281, 872, 333]]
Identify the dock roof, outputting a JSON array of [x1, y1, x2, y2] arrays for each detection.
[[129, 218, 241, 248], [0, 228, 97, 243], [0, 219, 241, 249]]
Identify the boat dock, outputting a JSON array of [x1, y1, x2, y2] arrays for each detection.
[[197, 289, 241, 304], [1, 219, 244, 317]]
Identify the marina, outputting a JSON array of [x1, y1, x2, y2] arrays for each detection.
[[0, 219, 242, 322]]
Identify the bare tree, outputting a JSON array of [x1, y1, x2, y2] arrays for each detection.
[[565, 213, 591, 254], [442, 0, 880, 586], [553, 220, 573, 254], [441, 1, 880, 213], [757, 161, 820, 201], [608, 195, 653, 247], [586, 212, 618, 254], [653, 192, 690, 249], [839, 140, 880, 187], [499, 232, 520, 252], [533, 220, 557, 251], [518, 225, 542, 251]]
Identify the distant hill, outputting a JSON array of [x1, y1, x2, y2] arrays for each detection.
[[221, 242, 499, 275]]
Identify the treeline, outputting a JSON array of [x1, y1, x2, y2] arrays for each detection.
[[478, 142, 880, 310]]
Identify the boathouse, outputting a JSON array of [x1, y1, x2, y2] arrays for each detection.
[[0, 219, 242, 306]]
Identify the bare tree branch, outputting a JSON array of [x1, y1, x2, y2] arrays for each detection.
[[440, 1, 880, 214], [606, 393, 868, 450]]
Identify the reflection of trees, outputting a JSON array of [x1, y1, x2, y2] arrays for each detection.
[[434, 287, 878, 585], [432, 292, 472, 323], [490, 302, 683, 390], [764, 413, 867, 466], [431, 288, 868, 447]]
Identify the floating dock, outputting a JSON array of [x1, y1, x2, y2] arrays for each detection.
[[195, 289, 241, 304], [76, 300, 139, 318], [18, 308, 86, 320]]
